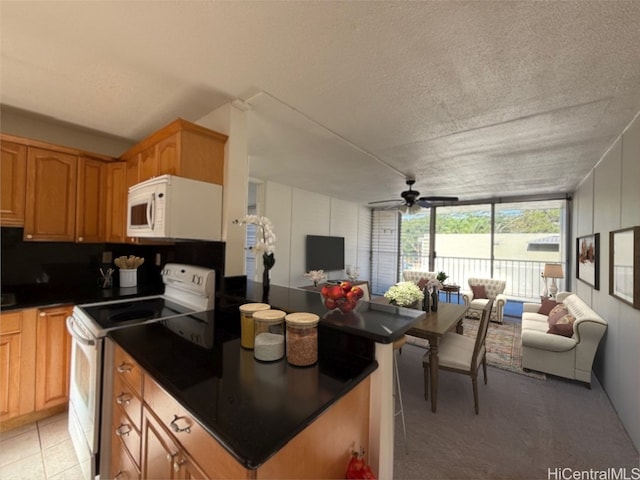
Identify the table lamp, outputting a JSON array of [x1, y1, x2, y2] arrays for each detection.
[[543, 264, 564, 298]]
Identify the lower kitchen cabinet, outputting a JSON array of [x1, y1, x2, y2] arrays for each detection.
[[35, 305, 72, 411], [141, 406, 209, 480], [111, 430, 141, 480], [1, 306, 71, 429], [0, 309, 36, 424]]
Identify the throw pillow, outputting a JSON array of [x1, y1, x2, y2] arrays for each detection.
[[556, 313, 576, 325], [538, 298, 559, 315], [548, 323, 574, 337], [471, 285, 488, 299], [417, 277, 428, 290], [548, 305, 569, 327]]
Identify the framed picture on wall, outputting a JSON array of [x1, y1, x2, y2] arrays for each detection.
[[609, 227, 640, 309], [576, 233, 600, 290]]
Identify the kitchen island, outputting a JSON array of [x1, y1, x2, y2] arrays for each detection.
[[107, 282, 424, 479]]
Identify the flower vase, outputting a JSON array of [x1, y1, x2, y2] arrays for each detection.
[[262, 268, 270, 303], [431, 290, 439, 312], [422, 290, 431, 312]]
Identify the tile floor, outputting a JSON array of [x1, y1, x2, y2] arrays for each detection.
[[0, 412, 83, 480]]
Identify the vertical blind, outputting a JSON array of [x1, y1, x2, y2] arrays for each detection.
[[370, 209, 400, 295]]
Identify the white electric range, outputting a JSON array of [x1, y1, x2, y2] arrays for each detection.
[[65, 263, 216, 479]]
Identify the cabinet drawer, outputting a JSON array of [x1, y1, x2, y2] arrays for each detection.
[[0, 311, 21, 334], [114, 345, 143, 397], [113, 372, 142, 431], [143, 376, 249, 479], [111, 432, 141, 480], [112, 405, 141, 468]]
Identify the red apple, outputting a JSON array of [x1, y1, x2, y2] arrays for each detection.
[[350, 286, 364, 299], [324, 298, 337, 310], [346, 291, 358, 303], [327, 285, 345, 300], [339, 299, 356, 313], [340, 281, 352, 293], [321, 286, 330, 297]]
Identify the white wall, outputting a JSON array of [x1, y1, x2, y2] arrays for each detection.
[[573, 112, 640, 451], [196, 103, 249, 277], [259, 180, 371, 288]]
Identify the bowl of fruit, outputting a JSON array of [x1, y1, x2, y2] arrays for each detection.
[[320, 281, 365, 313]]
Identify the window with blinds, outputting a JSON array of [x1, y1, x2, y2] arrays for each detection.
[[370, 209, 400, 295]]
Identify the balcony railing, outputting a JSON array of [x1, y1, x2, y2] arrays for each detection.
[[397, 255, 564, 301]]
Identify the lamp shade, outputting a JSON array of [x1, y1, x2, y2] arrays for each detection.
[[543, 263, 564, 279]]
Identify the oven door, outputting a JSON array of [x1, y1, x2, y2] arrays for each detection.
[[66, 314, 101, 479]]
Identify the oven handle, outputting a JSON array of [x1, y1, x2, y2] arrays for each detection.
[[66, 316, 96, 347]]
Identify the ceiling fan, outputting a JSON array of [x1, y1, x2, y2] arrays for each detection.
[[368, 179, 459, 213]]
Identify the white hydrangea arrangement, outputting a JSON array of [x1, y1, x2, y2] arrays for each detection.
[[384, 281, 425, 307], [305, 270, 328, 286]]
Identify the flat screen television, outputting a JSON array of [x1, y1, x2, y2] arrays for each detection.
[[306, 235, 345, 271]]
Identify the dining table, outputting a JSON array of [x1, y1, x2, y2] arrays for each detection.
[[407, 302, 469, 412]]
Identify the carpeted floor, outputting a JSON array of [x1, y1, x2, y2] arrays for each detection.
[[392, 343, 639, 480], [405, 319, 545, 380]]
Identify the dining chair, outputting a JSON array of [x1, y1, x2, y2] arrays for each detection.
[[422, 299, 494, 414]]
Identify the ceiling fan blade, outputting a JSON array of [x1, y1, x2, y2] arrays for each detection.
[[418, 196, 459, 202], [368, 199, 403, 205]]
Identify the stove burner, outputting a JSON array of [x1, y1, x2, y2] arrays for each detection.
[[109, 309, 159, 323]]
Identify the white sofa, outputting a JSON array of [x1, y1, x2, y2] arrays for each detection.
[[402, 270, 437, 284], [521, 291, 607, 387], [461, 277, 508, 324]]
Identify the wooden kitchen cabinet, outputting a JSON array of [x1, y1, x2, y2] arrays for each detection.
[[120, 118, 227, 186], [76, 156, 107, 243], [0, 141, 27, 226], [105, 161, 128, 243], [141, 406, 209, 480], [35, 305, 72, 411], [25, 147, 78, 241], [0, 309, 37, 425]]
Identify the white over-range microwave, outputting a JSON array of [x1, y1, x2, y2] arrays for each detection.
[[127, 174, 223, 241]]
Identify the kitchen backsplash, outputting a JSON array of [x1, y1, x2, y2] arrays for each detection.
[[1, 227, 226, 290]]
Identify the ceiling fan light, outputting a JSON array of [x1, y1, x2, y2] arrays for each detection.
[[399, 205, 408, 214], [409, 204, 421, 214]]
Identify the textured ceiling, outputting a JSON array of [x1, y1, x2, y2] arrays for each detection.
[[2, 1, 640, 206]]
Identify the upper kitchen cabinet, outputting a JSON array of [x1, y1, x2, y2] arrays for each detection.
[[0, 141, 27, 226], [76, 156, 107, 243], [120, 118, 227, 185], [25, 147, 78, 241], [105, 162, 127, 244]]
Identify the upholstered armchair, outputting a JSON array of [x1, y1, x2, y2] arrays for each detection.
[[462, 277, 507, 324], [402, 270, 437, 284]]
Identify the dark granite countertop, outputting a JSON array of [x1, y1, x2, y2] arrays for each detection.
[[0, 283, 164, 312], [219, 280, 426, 344], [109, 309, 378, 470]]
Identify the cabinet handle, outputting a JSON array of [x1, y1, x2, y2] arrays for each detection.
[[115, 423, 131, 437], [39, 312, 46, 317], [116, 393, 131, 405], [173, 459, 185, 473], [117, 363, 133, 373], [26, 234, 33, 239], [114, 470, 129, 480], [78, 236, 84, 242], [166, 452, 178, 463], [169, 415, 191, 434]]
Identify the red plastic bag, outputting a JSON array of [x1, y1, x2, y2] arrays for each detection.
[[346, 449, 376, 479]]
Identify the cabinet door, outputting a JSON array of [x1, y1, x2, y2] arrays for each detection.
[[141, 407, 182, 480], [156, 133, 180, 177], [138, 146, 157, 183], [0, 141, 27, 226], [35, 306, 72, 411], [0, 327, 21, 421], [76, 157, 106, 243], [105, 162, 128, 243], [25, 147, 77, 241]]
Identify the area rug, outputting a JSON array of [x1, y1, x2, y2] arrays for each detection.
[[406, 319, 546, 380]]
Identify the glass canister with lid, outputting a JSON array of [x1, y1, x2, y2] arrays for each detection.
[[285, 312, 320, 367], [239, 303, 271, 349], [253, 309, 286, 362]]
